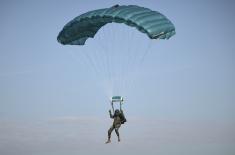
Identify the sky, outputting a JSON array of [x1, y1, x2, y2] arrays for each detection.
[[0, 0, 235, 155]]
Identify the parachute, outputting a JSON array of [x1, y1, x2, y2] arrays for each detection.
[[57, 4, 175, 101], [57, 4, 175, 45]]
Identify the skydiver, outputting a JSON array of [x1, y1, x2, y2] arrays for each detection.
[[105, 109, 126, 143]]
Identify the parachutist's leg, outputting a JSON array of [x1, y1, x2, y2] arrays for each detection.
[[114, 128, 119, 137], [108, 126, 114, 139], [106, 125, 114, 143], [115, 128, 120, 142]]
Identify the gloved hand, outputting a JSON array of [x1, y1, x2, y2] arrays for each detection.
[[109, 110, 111, 113]]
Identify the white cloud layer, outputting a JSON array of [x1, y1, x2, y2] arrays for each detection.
[[0, 117, 234, 155]]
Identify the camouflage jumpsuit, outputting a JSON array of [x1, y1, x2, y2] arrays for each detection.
[[108, 110, 123, 139]]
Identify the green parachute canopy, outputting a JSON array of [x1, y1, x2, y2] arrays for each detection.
[[57, 4, 175, 45]]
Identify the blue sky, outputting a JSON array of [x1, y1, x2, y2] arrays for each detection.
[[0, 0, 235, 154]]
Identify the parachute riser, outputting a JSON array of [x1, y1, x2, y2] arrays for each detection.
[[110, 96, 124, 113]]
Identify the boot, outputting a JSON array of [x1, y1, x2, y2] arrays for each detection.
[[105, 138, 111, 144], [118, 136, 120, 142]]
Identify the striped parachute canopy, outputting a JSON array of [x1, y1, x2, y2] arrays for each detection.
[[57, 4, 175, 45]]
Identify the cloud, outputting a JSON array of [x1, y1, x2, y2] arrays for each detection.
[[0, 117, 234, 155]]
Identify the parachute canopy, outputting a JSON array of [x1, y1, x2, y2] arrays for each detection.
[[57, 4, 175, 45]]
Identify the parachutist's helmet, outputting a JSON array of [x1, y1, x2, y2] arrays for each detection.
[[114, 109, 120, 115]]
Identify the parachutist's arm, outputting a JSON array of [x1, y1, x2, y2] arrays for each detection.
[[109, 110, 114, 118]]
